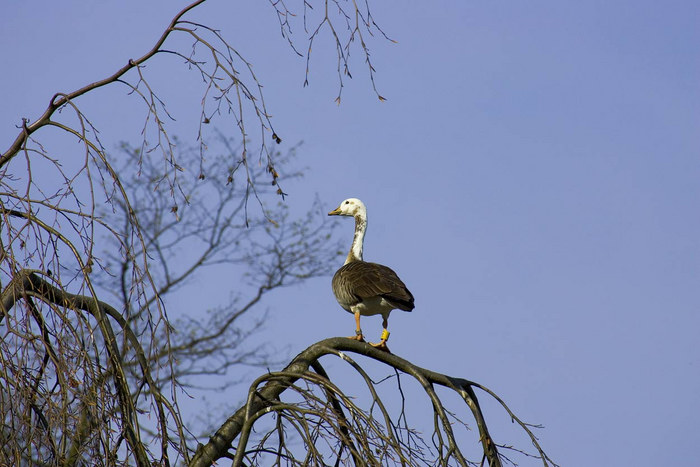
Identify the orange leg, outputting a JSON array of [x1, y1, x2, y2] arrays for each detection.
[[348, 311, 365, 341]]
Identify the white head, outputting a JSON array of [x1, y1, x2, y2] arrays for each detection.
[[328, 198, 367, 218], [329, 198, 368, 263]]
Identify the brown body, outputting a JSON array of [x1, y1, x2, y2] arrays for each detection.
[[332, 261, 414, 317]]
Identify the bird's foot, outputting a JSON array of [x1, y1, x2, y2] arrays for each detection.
[[370, 340, 391, 353], [347, 334, 365, 342]]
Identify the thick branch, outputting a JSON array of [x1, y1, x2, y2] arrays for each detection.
[[190, 338, 505, 467]]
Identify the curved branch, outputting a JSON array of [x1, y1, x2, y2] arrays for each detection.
[[0, 0, 206, 168], [0, 270, 175, 466], [191, 337, 551, 467]]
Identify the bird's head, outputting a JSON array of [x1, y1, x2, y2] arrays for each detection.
[[328, 198, 366, 218]]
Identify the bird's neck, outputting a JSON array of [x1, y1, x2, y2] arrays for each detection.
[[345, 214, 366, 264]]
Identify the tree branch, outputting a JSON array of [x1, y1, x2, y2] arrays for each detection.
[[0, 270, 177, 466], [191, 337, 553, 467], [0, 0, 206, 168]]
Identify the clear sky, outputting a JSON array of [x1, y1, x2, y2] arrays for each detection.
[[2, 1, 699, 465]]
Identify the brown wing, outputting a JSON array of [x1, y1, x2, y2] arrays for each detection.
[[333, 261, 415, 311]]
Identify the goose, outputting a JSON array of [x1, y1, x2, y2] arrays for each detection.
[[328, 198, 414, 351]]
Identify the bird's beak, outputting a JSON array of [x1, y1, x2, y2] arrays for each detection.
[[328, 206, 342, 216]]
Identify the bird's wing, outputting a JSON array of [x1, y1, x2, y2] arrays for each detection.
[[339, 261, 415, 311]]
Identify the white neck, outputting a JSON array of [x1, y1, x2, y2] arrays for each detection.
[[345, 213, 367, 264]]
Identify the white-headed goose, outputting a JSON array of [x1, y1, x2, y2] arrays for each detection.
[[328, 198, 414, 351]]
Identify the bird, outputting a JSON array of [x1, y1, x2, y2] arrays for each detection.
[[328, 198, 414, 351]]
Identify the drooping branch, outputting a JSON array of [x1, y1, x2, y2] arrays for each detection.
[[0, 269, 186, 466], [191, 338, 556, 467], [269, 0, 394, 104]]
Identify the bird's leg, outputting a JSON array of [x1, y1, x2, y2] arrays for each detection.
[[348, 311, 365, 341], [370, 316, 391, 352]]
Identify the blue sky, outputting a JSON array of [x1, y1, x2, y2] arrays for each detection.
[[2, 1, 699, 465]]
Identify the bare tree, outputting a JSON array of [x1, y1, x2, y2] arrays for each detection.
[[99, 135, 343, 433], [0, 136, 341, 465], [1, 1, 556, 466]]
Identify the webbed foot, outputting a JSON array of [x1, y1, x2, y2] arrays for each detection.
[[370, 340, 390, 353]]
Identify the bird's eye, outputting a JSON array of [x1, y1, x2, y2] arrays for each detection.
[[345, 201, 349, 204]]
